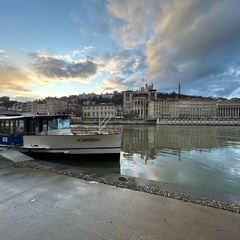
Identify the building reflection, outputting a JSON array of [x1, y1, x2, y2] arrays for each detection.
[[121, 125, 240, 161]]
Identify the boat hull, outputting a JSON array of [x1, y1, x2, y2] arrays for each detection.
[[0, 133, 121, 161]]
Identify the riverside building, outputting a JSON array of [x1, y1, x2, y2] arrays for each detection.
[[123, 85, 221, 119], [178, 99, 217, 118], [216, 101, 240, 118], [123, 83, 157, 118], [83, 103, 117, 118], [148, 99, 179, 119], [122, 83, 240, 119]]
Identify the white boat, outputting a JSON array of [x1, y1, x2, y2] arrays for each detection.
[[0, 114, 121, 161]]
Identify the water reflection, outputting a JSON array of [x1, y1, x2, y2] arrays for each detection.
[[122, 125, 240, 160], [121, 125, 240, 196]]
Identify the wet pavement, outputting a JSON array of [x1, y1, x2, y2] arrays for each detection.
[[0, 159, 240, 240]]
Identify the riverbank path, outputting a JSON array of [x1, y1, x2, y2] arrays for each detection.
[[0, 161, 239, 240]]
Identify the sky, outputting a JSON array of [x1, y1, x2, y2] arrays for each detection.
[[1, 0, 240, 102]]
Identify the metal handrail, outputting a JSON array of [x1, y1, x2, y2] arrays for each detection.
[[98, 116, 113, 132]]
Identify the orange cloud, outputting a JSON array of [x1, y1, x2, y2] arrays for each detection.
[[0, 66, 32, 93]]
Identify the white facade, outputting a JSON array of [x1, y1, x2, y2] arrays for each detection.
[[24, 101, 37, 113], [178, 99, 217, 118], [101, 93, 114, 99], [79, 92, 99, 100], [46, 97, 68, 114], [216, 101, 240, 117], [83, 104, 117, 118], [37, 102, 47, 114], [123, 84, 157, 118], [132, 97, 147, 118], [148, 100, 179, 118]]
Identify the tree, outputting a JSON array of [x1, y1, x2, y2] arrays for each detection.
[[1, 101, 17, 110], [112, 93, 123, 105]]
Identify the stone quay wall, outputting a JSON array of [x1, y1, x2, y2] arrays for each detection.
[[71, 117, 240, 126], [157, 118, 240, 126]]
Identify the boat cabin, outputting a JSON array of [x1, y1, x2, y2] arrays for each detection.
[[0, 114, 71, 146]]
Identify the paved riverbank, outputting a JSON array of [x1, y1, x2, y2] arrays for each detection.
[[0, 159, 240, 240], [10, 159, 240, 210]]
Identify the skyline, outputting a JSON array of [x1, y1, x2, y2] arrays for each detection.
[[1, 0, 240, 102]]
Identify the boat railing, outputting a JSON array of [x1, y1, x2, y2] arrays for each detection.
[[71, 116, 122, 135], [99, 116, 113, 132], [70, 127, 121, 135]]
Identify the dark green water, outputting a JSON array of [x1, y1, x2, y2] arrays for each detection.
[[121, 125, 240, 197]]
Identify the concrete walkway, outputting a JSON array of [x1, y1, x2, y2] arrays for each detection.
[[0, 161, 239, 240]]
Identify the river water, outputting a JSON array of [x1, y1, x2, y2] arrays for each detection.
[[120, 125, 240, 197], [51, 124, 240, 198]]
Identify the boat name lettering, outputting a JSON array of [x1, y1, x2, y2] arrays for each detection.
[[77, 138, 100, 142]]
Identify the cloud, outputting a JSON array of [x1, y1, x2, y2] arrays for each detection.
[[30, 52, 103, 82], [98, 74, 146, 93], [97, 77, 128, 93], [0, 66, 32, 94], [107, 0, 159, 46], [0, 50, 9, 65], [102, 48, 146, 77], [2, 0, 240, 100], [107, 0, 240, 97], [156, 0, 240, 96]]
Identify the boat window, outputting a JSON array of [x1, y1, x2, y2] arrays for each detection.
[[5, 120, 9, 133], [0, 120, 3, 133], [57, 118, 70, 129], [42, 119, 48, 132], [10, 120, 14, 134], [16, 120, 24, 134], [48, 119, 58, 130]]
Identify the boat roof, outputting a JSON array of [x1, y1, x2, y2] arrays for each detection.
[[0, 114, 71, 120], [0, 115, 24, 120]]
